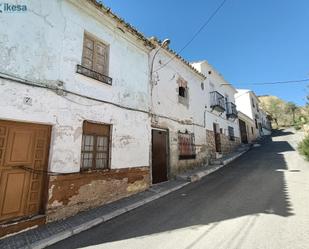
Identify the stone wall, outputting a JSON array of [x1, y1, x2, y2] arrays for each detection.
[[206, 129, 241, 159], [220, 134, 241, 154], [47, 166, 150, 221]]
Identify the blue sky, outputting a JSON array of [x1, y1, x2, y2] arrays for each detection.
[[102, 0, 309, 106]]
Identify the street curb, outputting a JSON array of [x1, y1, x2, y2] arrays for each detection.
[[184, 146, 251, 182], [11, 147, 251, 249], [26, 182, 190, 249]]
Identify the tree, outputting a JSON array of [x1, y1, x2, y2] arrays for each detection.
[[286, 102, 298, 124], [260, 97, 285, 128]]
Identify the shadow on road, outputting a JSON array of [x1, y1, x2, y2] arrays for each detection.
[[48, 135, 295, 249], [271, 129, 294, 137]]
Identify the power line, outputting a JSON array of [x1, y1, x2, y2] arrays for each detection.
[[153, 0, 228, 73], [221, 78, 309, 87], [241, 78, 309, 86]]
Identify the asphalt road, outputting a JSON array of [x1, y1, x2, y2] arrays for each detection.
[[48, 129, 309, 249]]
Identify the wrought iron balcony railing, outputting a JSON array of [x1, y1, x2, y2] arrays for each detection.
[[76, 64, 112, 85], [226, 102, 238, 119], [210, 91, 225, 112]]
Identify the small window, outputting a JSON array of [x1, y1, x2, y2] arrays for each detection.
[[177, 77, 189, 106], [251, 127, 254, 135], [81, 121, 110, 171], [82, 33, 109, 75], [178, 132, 196, 160], [179, 86, 186, 98], [228, 126, 235, 141], [255, 119, 258, 129], [77, 33, 112, 85]]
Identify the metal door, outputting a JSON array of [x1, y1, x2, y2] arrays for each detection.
[[0, 120, 50, 223], [151, 129, 168, 184]]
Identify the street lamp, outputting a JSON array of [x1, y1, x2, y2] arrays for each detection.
[[150, 38, 170, 83]]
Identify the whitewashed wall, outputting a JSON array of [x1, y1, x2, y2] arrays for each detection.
[[235, 90, 262, 137], [0, 0, 151, 173], [151, 49, 208, 174], [238, 111, 258, 143], [192, 61, 240, 138]]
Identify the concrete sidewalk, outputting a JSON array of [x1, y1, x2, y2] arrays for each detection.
[[0, 144, 251, 249]]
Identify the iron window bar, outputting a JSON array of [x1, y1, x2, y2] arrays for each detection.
[[178, 131, 196, 160], [76, 64, 112, 85]]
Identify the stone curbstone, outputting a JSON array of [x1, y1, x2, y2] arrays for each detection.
[[72, 217, 104, 235]]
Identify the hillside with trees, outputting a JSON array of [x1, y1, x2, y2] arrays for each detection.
[[258, 95, 308, 129]]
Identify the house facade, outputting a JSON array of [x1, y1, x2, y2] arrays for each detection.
[[0, 0, 153, 236], [235, 89, 263, 138], [192, 61, 241, 159], [149, 41, 208, 179], [238, 111, 258, 144], [260, 110, 272, 135], [0, 0, 248, 237]]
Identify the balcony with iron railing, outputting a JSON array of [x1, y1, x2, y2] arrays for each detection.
[[226, 102, 238, 119], [210, 91, 225, 112], [76, 64, 112, 85]]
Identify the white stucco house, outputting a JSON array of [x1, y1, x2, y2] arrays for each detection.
[[149, 39, 208, 179], [192, 61, 241, 158], [0, 0, 153, 236], [0, 0, 248, 237], [238, 111, 258, 144], [235, 89, 264, 137]]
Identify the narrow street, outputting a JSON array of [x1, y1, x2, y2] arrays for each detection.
[[49, 130, 309, 249]]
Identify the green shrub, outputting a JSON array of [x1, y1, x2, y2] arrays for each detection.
[[298, 136, 309, 160]]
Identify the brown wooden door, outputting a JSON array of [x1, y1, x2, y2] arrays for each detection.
[[152, 129, 168, 184], [213, 123, 222, 153], [239, 119, 248, 144], [0, 120, 50, 223]]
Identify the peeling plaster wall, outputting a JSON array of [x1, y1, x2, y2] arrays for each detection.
[[151, 50, 208, 175], [47, 167, 149, 221], [0, 0, 152, 222], [0, 0, 151, 173]]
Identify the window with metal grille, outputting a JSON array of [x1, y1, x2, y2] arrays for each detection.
[[77, 33, 112, 85], [82, 33, 109, 74], [81, 121, 110, 171], [228, 126, 235, 141], [178, 132, 196, 160]]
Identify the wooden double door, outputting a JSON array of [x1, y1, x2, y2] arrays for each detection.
[[0, 120, 51, 223]]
